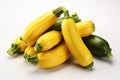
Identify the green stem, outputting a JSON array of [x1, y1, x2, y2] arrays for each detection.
[[53, 6, 64, 17], [71, 12, 81, 22], [27, 56, 38, 64], [23, 53, 30, 59], [7, 44, 21, 56], [64, 10, 70, 19], [34, 43, 43, 51], [85, 62, 94, 69]]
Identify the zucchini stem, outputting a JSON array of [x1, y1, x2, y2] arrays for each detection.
[[7, 44, 21, 56], [85, 62, 94, 69], [71, 12, 81, 22], [23, 53, 30, 59], [34, 43, 43, 51], [27, 56, 38, 64], [53, 6, 64, 18], [63, 10, 70, 19]]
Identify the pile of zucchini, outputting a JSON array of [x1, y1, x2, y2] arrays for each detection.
[[7, 6, 113, 69]]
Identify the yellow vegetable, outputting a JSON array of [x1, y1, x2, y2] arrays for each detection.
[[76, 20, 95, 37], [20, 7, 64, 46], [61, 10, 93, 68], [27, 42, 70, 68], [34, 30, 62, 51], [24, 46, 39, 63], [7, 37, 26, 56]]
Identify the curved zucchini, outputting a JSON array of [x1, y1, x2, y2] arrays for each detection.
[[82, 34, 113, 59], [20, 7, 64, 46], [61, 10, 93, 68]]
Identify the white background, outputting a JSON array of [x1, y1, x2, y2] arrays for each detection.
[[0, 0, 120, 80]]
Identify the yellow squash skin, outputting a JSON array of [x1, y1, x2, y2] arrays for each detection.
[[76, 20, 95, 37], [7, 37, 26, 56], [34, 30, 62, 51], [20, 7, 63, 46], [61, 11, 93, 68], [37, 42, 70, 68]]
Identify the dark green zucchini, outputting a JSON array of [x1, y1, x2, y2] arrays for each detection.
[[82, 34, 113, 59], [47, 13, 81, 31]]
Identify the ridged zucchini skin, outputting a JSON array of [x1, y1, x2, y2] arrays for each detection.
[[20, 7, 63, 46], [61, 10, 93, 68], [82, 35, 113, 59]]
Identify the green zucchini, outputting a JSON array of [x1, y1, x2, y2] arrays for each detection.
[[82, 34, 113, 59]]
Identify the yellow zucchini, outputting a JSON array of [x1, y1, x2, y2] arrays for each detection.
[[34, 30, 62, 51], [20, 7, 64, 46], [61, 10, 93, 68]]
